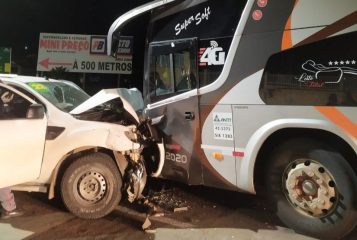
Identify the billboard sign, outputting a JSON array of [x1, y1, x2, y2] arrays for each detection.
[[0, 47, 11, 74], [37, 33, 133, 74]]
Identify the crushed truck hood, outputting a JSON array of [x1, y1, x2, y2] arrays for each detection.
[[70, 88, 144, 123]]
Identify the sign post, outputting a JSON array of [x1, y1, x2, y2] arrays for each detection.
[[37, 33, 133, 74], [0, 47, 11, 74]]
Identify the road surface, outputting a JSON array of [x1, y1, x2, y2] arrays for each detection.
[[1, 179, 355, 240]]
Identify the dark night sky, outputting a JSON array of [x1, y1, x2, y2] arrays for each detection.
[[0, 0, 151, 91], [0, 0, 150, 59]]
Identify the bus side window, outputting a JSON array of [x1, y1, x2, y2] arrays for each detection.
[[148, 38, 198, 103]]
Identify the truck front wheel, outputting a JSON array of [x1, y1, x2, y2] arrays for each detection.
[[265, 138, 357, 239], [61, 152, 122, 219]]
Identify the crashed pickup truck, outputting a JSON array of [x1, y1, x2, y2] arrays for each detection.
[[0, 74, 163, 219]]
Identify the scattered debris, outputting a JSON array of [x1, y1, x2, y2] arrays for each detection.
[[127, 188, 136, 203], [135, 181, 191, 233], [152, 212, 165, 217], [146, 187, 189, 212], [173, 207, 188, 213], [145, 229, 157, 234], [142, 216, 152, 230]]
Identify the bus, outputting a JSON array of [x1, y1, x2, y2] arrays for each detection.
[[107, 0, 357, 238]]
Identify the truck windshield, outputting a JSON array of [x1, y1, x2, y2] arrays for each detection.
[[27, 82, 90, 112]]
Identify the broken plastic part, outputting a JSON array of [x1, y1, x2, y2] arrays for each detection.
[[142, 216, 152, 230], [127, 187, 136, 203], [126, 159, 147, 202], [129, 152, 141, 162], [174, 206, 188, 212], [145, 229, 156, 234], [124, 130, 138, 142], [151, 142, 165, 177], [151, 115, 165, 125]]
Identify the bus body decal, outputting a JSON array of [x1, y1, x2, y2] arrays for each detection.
[[315, 106, 357, 139]]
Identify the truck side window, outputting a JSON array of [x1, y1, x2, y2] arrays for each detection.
[[9, 84, 42, 103], [0, 86, 31, 120]]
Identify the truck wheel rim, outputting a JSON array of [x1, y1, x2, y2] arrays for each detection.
[[282, 159, 338, 217], [77, 171, 107, 204]]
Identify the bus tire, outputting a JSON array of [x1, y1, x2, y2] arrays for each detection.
[[265, 138, 357, 239], [61, 152, 122, 219]]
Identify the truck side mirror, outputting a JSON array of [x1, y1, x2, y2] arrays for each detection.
[[26, 104, 45, 119]]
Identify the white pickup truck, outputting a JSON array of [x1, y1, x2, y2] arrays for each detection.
[[0, 74, 163, 219]]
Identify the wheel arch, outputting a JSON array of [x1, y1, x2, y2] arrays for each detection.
[[253, 128, 357, 195], [48, 147, 124, 199]]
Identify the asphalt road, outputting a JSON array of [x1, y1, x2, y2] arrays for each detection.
[[0, 179, 356, 240]]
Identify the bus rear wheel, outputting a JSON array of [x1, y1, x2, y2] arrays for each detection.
[[265, 138, 357, 239]]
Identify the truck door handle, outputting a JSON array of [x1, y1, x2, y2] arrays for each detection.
[[185, 112, 195, 120]]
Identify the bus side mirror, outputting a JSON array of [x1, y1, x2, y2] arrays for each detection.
[[26, 104, 45, 119]]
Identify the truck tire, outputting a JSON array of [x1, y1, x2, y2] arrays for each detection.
[[60, 152, 122, 219], [265, 138, 357, 239]]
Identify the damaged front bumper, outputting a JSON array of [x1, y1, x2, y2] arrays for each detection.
[[71, 88, 166, 202], [122, 119, 165, 201]]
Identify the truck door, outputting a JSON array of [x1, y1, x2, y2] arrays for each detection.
[[0, 84, 47, 188], [145, 38, 201, 184]]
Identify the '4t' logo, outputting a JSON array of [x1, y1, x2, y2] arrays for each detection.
[[199, 41, 226, 66]]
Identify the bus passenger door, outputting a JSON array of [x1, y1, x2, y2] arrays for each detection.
[[145, 38, 202, 184]]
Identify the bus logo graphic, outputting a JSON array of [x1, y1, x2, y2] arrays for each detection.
[[296, 59, 357, 88], [90, 36, 106, 54], [199, 41, 226, 66]]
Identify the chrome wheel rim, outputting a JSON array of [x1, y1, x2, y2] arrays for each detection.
[[283, 159, 338, 217]]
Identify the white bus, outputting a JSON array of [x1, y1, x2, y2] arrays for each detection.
[[108, 0, 357, 239]]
